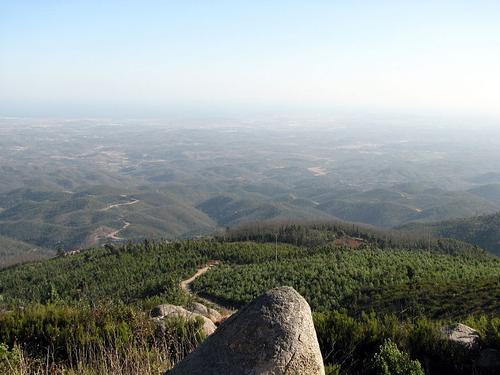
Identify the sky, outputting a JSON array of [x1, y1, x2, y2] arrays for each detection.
[[1, 0, 500, 117]]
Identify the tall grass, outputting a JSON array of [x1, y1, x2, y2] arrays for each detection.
[[9, 341, 175, 375], [0, 305, 205, 375]]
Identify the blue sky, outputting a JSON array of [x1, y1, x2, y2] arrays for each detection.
[[1, 0, 499, 117]]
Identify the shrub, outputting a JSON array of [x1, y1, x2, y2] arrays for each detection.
[[325, 363, 342, 375], [0, 343, 20, 373], [372, 339, 424, 375]]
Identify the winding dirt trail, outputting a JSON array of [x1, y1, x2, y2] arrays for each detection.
[[180, 261, 233, 313], [107, 220, 130, 240], [100, 199, 139, 211]]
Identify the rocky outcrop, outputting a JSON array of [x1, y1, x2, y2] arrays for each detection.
[[151, 304, 216, 336], [167, 286, 325, 375], [440, 323, 480, 350]]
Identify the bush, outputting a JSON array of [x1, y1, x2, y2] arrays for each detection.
[[372, 339, 424, 375], [325, 363, 342, 375], [0, 343, 20, 373]]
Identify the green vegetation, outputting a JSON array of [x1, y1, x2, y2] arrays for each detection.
[[469, 184, 500, 206], [401, 212, 500, 256], [0, 235, 53, 268], [223, 221, 484, 255], [0, 343, 21, 374], [0, 240, 212, 307], [192, 246, 500, 318], [0, 304, 204, 374], [314, 311, 500, 374], [3, 121, 500, 267], [0, 222, 499, 374], [0, 188, 216, 254], [372, 339, 424, 375]]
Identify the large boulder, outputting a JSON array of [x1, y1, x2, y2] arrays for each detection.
[[167, 286, 325, 375], [151, 304, 216, 336], [440, 323, 480, 350]]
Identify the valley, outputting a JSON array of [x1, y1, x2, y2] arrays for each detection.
[[1, 119, 499, 373], [1, 117, 500, 266]]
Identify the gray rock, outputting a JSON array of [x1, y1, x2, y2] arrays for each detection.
[[151, 304, 216, 336], [440, 323, 480, 350], [207, 307, 222, 323], [151, 304, 185, 318], [187, 302, 209, 316], [478, 349, 500, 372], [186, 302, 224, 324], [167, 286, 325, 375]]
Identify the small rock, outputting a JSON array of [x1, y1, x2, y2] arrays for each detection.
[[440, 323, 480, 350], [207, 307, 222, 323], [151, 304, 216, 336], [166, 286, 325, 375], [186, 302, 224, 324], [187, 302, 209, 316], [151, 304, 186, 318]]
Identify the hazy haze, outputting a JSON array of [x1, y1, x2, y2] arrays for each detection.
[[1, 0, 500, 117]]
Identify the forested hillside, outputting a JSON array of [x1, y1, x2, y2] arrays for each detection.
[[0, 225, 499, 374], [222, 221, 485, 255], [0, 235, 53, 268], [401, 212, 500, 256]]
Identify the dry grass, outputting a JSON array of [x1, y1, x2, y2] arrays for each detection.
[[8, 345, 170, 375], [1, 321, 202, 375]]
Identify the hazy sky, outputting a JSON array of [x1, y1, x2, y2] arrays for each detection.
[[1, 1, 500, 117]]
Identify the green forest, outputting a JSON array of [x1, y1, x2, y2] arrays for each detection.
[[0, 223, 499, 374]]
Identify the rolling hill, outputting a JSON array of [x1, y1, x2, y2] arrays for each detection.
[[197, 194, 336, 227], [0, 187, 217, 252], [468, 184, 500, 206], [316, 186, 500, 228], [0, 234, 53, 268], [400, 212, 500, 256], [2, 120, 500, 266]]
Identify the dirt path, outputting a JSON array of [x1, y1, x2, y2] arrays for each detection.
[[100, 199, 139, 211], [106, 220, 130, 240], [180, 261, 233, 313], [180, 261, 220, 294]]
